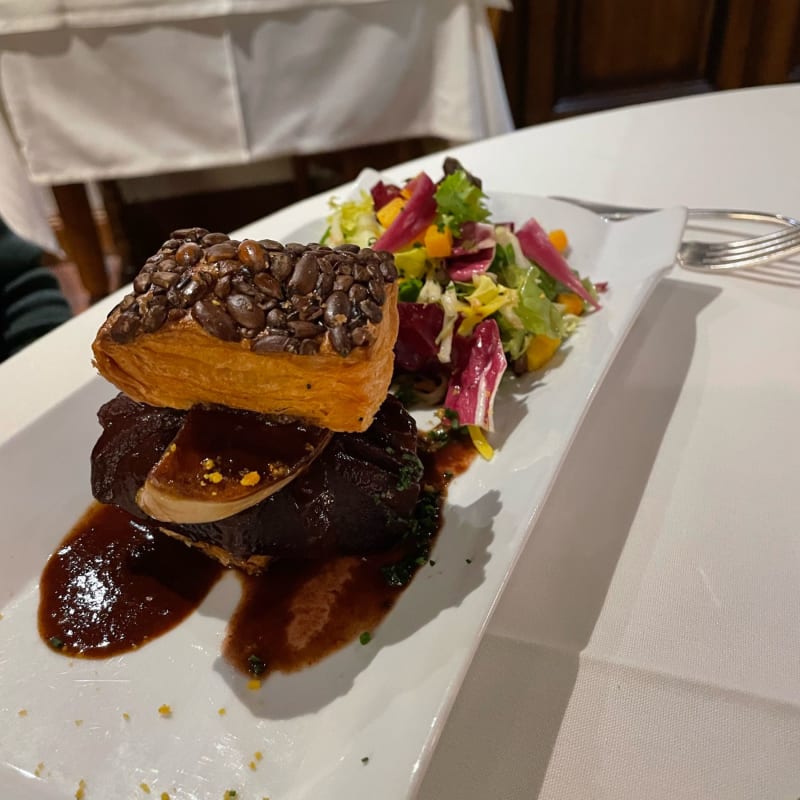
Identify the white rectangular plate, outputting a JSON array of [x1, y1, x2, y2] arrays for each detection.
[[0, 195, 686, 799]]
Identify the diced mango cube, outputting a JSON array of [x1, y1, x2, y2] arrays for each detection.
[[423, 225, 453, 258], [548, 228, 568, 253], [556, 292, 585, 316], [526, 334, 561, 371], [376, 196, 406, 228]]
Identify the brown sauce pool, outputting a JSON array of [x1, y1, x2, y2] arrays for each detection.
[[38, 436, 477, 676]]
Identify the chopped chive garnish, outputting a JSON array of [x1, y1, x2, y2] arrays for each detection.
[[48, 636, 64, 650], [359, 632, 372, 646], [247, 654, 266, 676]]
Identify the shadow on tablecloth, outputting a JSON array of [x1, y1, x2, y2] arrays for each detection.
[[416, 276, 722, 800]]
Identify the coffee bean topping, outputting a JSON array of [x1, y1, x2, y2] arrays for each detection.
[[324, 291, 351, 327], [289, 320, 322, 339], [205, 242, 239, 263], [288, 253, 319, 295], [368, 279, 385, 304], [265, 308, 287, 328], [226, 293, 266, 330], [329, 324, 352, 356], [110, 312, 141, 343], [151, 271, 180, 289], [254, 272, 282, 299], [333, 274, 353, 293], [252, 334, 292, 353], [214, 275, 232, 299], [352, 326, 374, 347], [238, 239, 266, 272], [141, 301, 168, 333], [202, 232, 230, 246], [349, 283, 368, 304], [133, 272, 151, 294], [192, 299, 238, 341], [359, 298, 383, 324], [112, 230, 396, 351], [176, 242, 202, 267]]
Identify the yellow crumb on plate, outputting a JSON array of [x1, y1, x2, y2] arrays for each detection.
[[74, 719, 83, 727], [217, 707, 226, 716], [247, 679, 261, 691], [139, 783, 151, 794], [157, 704, 172, 717], [34, 762, 45, 778], [240, 470, 261, 487], [122, 712, 131, 721], [254, 751, 263, 761], [161, 793, 170, 800], [75, 778, 87, 799], [249, 761, 256, 771], [17, 709, 27, 717]]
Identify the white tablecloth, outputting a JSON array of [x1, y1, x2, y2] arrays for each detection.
[[0, 0, 512, 185]]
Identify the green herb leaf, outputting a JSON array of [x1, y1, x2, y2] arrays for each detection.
[[434, 171, 490, 237], [359, 632, 372, 645], [398, 277, 423, 303], [247, 654, 267, 676], [396, 452, 424, 492], [443, 408, 460, 426], [381, 489, 442, 587], [48, 636, 64, 650]]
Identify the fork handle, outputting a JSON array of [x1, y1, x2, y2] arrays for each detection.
[[550, 196, 800, 227]]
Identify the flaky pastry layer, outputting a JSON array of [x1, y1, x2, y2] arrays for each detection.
[[92, 285, 398, 432]]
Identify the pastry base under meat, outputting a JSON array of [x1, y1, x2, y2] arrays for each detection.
[[159, 526, 271, 575]]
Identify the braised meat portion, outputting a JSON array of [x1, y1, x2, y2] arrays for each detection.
[[90, 393, 422, 561]]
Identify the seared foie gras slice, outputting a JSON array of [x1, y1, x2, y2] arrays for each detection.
[[137, 405, 332, 524]]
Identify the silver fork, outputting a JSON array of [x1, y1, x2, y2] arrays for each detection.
[[550, 196, 800, 271]]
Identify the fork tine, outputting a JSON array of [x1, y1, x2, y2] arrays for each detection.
[[687, 225, 800, 256], [680, 231, 800, 269]]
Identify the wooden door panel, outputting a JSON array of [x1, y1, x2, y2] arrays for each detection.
[[494, 0, 800, 128], [569, 2, 716, 90], [533, 0, 730, 122]]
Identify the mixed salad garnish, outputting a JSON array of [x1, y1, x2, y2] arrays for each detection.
[[324, 158, 604, 458]]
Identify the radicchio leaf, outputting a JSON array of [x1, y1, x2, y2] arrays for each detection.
[[444, 319, 507, 431], [517, 218, 601, 309], [448, 222, 496, 281], [374, 173, 437, 252], [371, 181, 402, 211], [395, 302, 445, 374]]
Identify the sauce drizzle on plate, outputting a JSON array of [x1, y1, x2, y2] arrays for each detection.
[[38, 435, 476, 675]]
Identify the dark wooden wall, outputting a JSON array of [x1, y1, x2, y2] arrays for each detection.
[[497, 0, 800, 126]]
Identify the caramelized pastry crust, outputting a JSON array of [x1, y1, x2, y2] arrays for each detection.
[[92, 231, 399, 431]]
